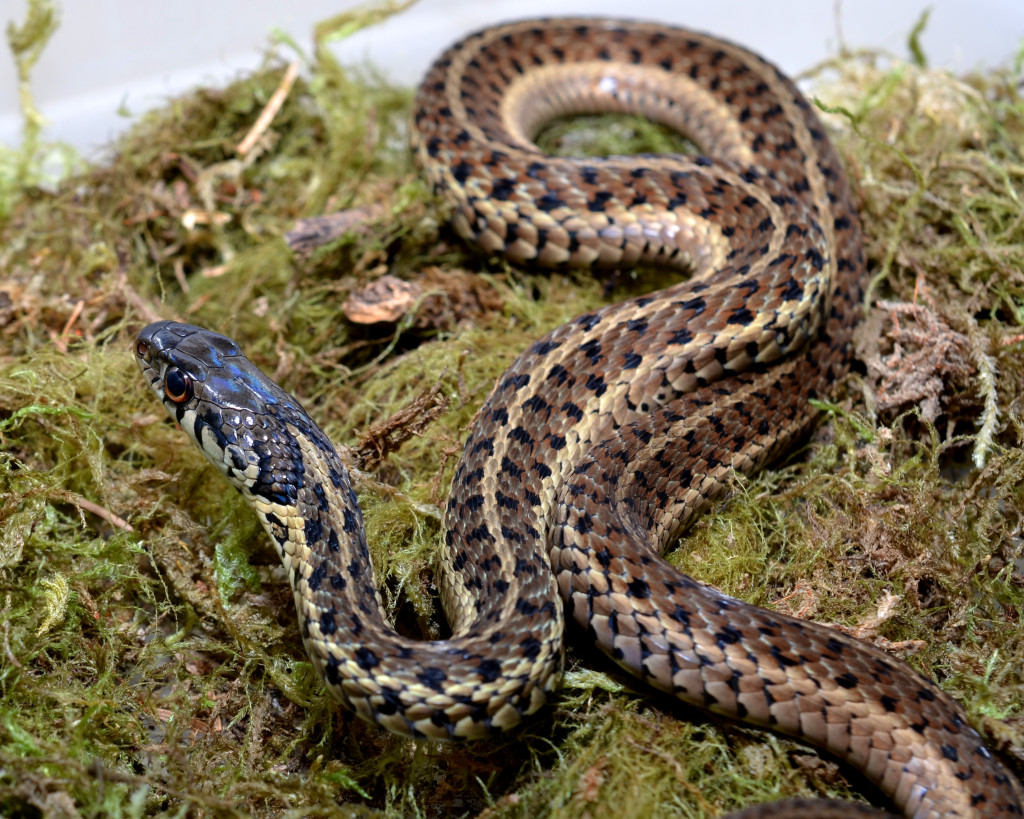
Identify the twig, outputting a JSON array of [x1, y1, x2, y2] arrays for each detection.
[[773, 581, 815, 618], [121, 283, 164, 325], [67, 493, 135, 533], [2, 619, 23, 670], [52, 299, 85, 353], [236, 61, 300, 157]]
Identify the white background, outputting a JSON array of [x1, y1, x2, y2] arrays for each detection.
[[1, 0, 1022, 157]]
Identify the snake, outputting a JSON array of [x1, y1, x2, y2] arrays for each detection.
[[133, 17, 1024, 819]]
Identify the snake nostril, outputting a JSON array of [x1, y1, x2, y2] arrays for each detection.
[[136, 340, 149, 359]]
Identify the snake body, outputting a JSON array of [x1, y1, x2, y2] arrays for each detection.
[[135, 18, 1023, 818]]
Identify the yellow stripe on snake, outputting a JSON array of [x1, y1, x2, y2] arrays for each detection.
[[134, 18, 1024, 819]]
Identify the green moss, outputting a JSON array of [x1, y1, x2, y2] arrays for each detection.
[[535, 113, 699, 159], [1, 4, 1023, 817]]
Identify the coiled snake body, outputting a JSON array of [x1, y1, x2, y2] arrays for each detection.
[[135, 18, 1023, 818]]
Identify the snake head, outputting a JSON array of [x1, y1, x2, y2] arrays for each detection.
[[135, 320, 293, 418], [134, 320, 327, 504]]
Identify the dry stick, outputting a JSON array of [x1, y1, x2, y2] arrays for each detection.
[[69, 493, 135, 533], [53, 299, 85, 353], [2, 620, 23, 670], [121, 283, 164, 325], [236, 61, 301, 157]]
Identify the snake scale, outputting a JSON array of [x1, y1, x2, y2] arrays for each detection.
[[135, 18, 1023, 818]]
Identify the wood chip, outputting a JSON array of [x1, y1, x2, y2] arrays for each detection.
[[343, 267, 504, 330], [285, 203, 387, 255], [343, 274, 420, 325]]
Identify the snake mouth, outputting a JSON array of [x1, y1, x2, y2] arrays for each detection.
[[134, 327, 167, 403], [134, 321, 251, 414], [131, 321, 331, 493], [133, 321, 260, 489], [135, 321, 187, 409]]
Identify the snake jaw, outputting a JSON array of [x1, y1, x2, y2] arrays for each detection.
[[136, 321, 281, 493], [135, 320, 352, 512]]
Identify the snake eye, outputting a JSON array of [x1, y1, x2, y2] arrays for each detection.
[[163, 368, 193, 404], [136, 340, 149, 359]]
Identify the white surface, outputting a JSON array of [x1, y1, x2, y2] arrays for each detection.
[[1, 0, 1022, 157]]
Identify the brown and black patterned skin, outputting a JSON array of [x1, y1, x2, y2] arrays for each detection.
[[136, 18, 1023, 819]]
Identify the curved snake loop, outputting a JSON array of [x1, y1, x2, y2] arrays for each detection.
[[135, 18, 1023, 819]]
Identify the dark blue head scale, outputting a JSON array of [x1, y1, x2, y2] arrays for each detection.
[[136, 321, 244, 384], [139, 321, 295, 409]]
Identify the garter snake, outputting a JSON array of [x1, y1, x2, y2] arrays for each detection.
[[135, 18, 1024, 819]]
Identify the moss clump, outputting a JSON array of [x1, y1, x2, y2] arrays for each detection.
[[1, 4, 1023, 817]]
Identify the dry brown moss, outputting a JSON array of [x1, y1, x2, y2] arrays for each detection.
[[1, 5, 1024, 818]]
